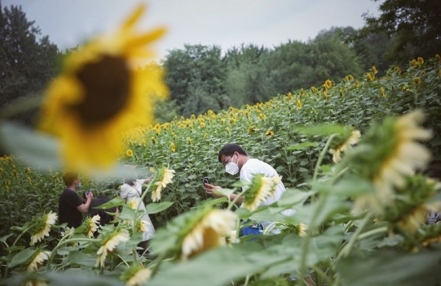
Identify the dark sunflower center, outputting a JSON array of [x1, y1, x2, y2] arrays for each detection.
[[72, 55, 130, 126]]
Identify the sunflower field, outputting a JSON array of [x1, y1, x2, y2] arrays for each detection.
[[1, 4, 441, 285]]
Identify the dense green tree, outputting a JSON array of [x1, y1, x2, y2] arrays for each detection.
[[259, 40, 315, 94], [161, 27, 393, 119], [316, 26, 393, 73], [223, 44, 269, 106], [154, 99, 179, 123], [0, 3, 59, 125], [362, 0, 441, 62], [307, 33, 364, 83], [163, 44, 226, 117]]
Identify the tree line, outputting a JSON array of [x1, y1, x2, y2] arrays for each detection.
[[1, 0, 440, 124]]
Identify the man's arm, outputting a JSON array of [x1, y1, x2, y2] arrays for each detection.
[[229, 193, 244, 204], [77, 192, 93, 214], [204, 183, 244, 204]]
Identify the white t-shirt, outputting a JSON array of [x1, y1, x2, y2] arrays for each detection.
[[120, 179, 156, 241], [240, 158, 285, 207]]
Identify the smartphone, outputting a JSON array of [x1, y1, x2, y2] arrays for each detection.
[[202, 177, 210, 185], [82, 190, 91, 200]]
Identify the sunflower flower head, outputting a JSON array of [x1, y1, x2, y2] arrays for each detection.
[[137, 220, 150, 233], [152, 167, 175, 202], [27, 250, 51, 272], [37, 4, 168, 172], [180, 208, 237, 260], [294, 223, 308, 237], [121, 264, 152, 286], [323, 79, 332, 89], [329, 129, 361, 163], [61, 227, 75, 238], [226, 230, 239, 245], [242, 174, 280, 212], [346, 110, 432, 215], [30, 211, 57, 246], [379, 175, 441, 234], [84, 215, 101, 238], [127, 197, 142, 210], [396, 206, 428, 234], [265, 129, 274, 137], [96, 228, 130, 268]]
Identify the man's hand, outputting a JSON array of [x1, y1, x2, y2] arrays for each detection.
[[78, 191, 94, 214], [203, 183, 223, 198], [86, 191, 94, 201]]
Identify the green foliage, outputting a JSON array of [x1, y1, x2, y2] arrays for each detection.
[[163, 34, 377, 117], [0, 34, 441, 286], [163, 44, 227, 117], [0, 3, 59, 126], [361, 0, 441, 63]]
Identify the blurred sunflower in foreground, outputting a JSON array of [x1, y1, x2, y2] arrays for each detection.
[[150, 207, 237, 261], [38, 4, 168, 172], [329, 129, 361, 163], [344, 109, 432, 215]]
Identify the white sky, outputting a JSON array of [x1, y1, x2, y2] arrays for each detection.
[[3, 0, 380, 60]]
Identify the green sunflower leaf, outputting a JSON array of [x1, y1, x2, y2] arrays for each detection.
[[0, 121, 62, 170], [336, 244, 441, 286], [146, 201, 174, 214], [9, 248, 36, 268], [91, 197, 125, 209]]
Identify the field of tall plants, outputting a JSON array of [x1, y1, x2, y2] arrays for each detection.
[[1, 54, 441, 285], [1, 4, 441, 283]]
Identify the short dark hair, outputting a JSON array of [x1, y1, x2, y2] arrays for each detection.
[[218, 143, 247, 163], [62, 172, 78, 187], [124, 177, 136, 186]]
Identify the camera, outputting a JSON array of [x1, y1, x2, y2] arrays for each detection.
[[202, 177, 210, 184]]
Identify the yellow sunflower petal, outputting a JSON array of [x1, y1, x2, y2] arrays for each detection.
[[37, 4, 168, 172]]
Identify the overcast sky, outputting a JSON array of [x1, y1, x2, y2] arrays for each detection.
[[3, 0, 380, 60]]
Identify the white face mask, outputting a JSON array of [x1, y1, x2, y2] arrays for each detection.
[[225, 155, 239, 175], [225, 162, 239, 175]]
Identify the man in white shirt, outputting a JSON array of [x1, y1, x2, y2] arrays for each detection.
[[204, 143, 285, 209]]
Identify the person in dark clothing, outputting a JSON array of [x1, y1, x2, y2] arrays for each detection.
[[87, 196, 118, 225], [58, 172, 93, 228]]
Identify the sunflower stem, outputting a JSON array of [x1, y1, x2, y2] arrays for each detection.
[[4, 224, 37, 278], [357, 226, 387, 240], [115, 253, 130, 267], [46, 237, 98, 271], [310, 134, 337, 204], [311, 264, 333, 286], [150, 251, 168, 276], [329, 167, 349, 184], [227, 189, 245, 211], [337, 213, 372, 259], [243, 275, 250, 286], [313, 134, 337, 183], [298, 191, 328, 285], [11, 225, 33, 249]]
